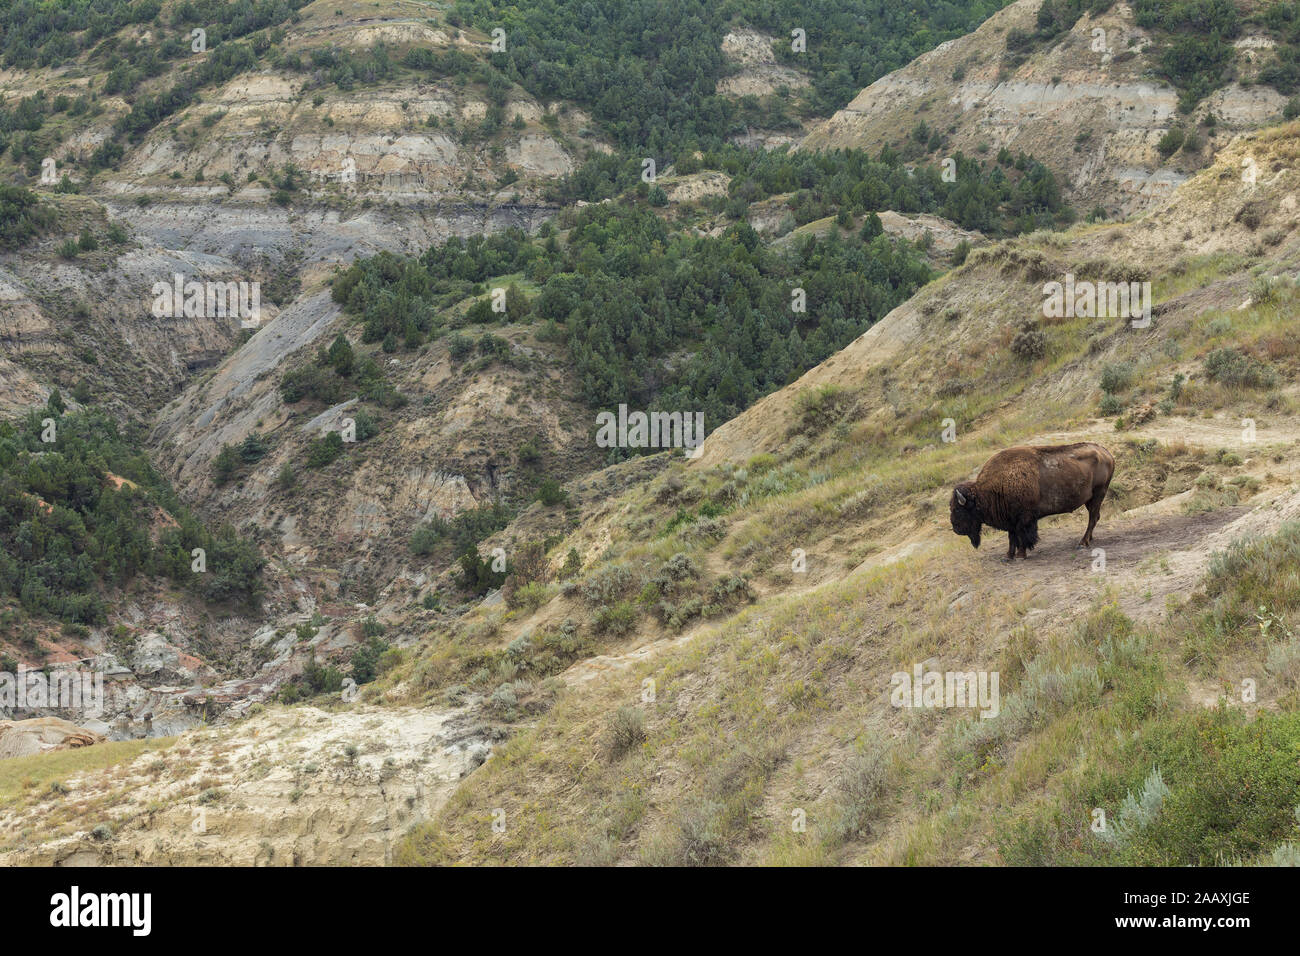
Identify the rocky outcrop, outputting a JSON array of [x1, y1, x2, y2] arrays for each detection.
[[105, 197, 558, 276], [719, 29, 809, 98], [0, 717, 105, 760]]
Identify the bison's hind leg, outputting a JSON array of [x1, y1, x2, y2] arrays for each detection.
[[1081, 487, 1107, 547]]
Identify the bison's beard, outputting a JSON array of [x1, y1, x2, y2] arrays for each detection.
[[950, 506, 981, 548]]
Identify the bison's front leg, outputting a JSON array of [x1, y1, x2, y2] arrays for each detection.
[[1015, 517, 1038, 558], [1006, 533, 1017, 561]]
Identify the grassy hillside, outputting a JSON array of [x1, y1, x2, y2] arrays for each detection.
[[384, 120, 1300, 866]]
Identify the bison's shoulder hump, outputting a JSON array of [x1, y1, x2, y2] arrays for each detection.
[[1029, 441, 1104, 456], [977, 449, 1041, 497]]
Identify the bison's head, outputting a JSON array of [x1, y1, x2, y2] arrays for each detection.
[[949, 482, 981, 548]]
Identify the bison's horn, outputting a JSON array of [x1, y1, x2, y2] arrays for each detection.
[[955, 489, 966, 507]]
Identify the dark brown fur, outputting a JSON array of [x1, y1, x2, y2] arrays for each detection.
[[949, 442, 1115, 560]]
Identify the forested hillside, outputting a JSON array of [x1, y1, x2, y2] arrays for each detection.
[[0, 398, 262, 625], [453, 0, 1014, 150], [334, 146, 1067, 436]]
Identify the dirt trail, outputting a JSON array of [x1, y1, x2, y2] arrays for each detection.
[[1037, 412, 1300, 455], [974, 503, 1254, 625]]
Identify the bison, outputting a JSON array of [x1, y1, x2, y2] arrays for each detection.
[[949, 442, 1115, 560]]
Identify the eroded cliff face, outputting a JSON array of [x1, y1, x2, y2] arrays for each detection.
[[799, 0, 1288, 219], [147, 283, 600, 577], [104, 75, 578, 204], [26, 6, 585, 206], [1, 2, 585, 416], [105, 195, 557, 280], [0, 201, 251, 417], [0, 4, 596, 735]]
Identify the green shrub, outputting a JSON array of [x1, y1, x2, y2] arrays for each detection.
[[213, 443, 240, 484], [239, 433, 268, 463], [673, 799, 731, 866], [828, 737, 891, 845], [536, 478, 568, 506], [306, 432, 345, 468], [560, 548, 582, 579], [351, 635, 390, 684], [793, 384, 852, 433], [512, 580, 549, 611], [1110, 709, 1300, 865], [352, 408, 379, 441], [1156, 126, 1185, 158], [1010, 319, 1046, 360], [0, 185, 55, 249], [1099, 361, 1136, 394], [280, 364, 347, 405], [594, 600, 638, 635], [581, 562, 636, 605], [1094, 767, 1170, 849], [1203, 348, 1278, 389], [607, 706, 647, 759], [458, 548, 507, 594], [409, 522, 443, 556], [302, 656, 344, 695], [409, 502, 512, 557]]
